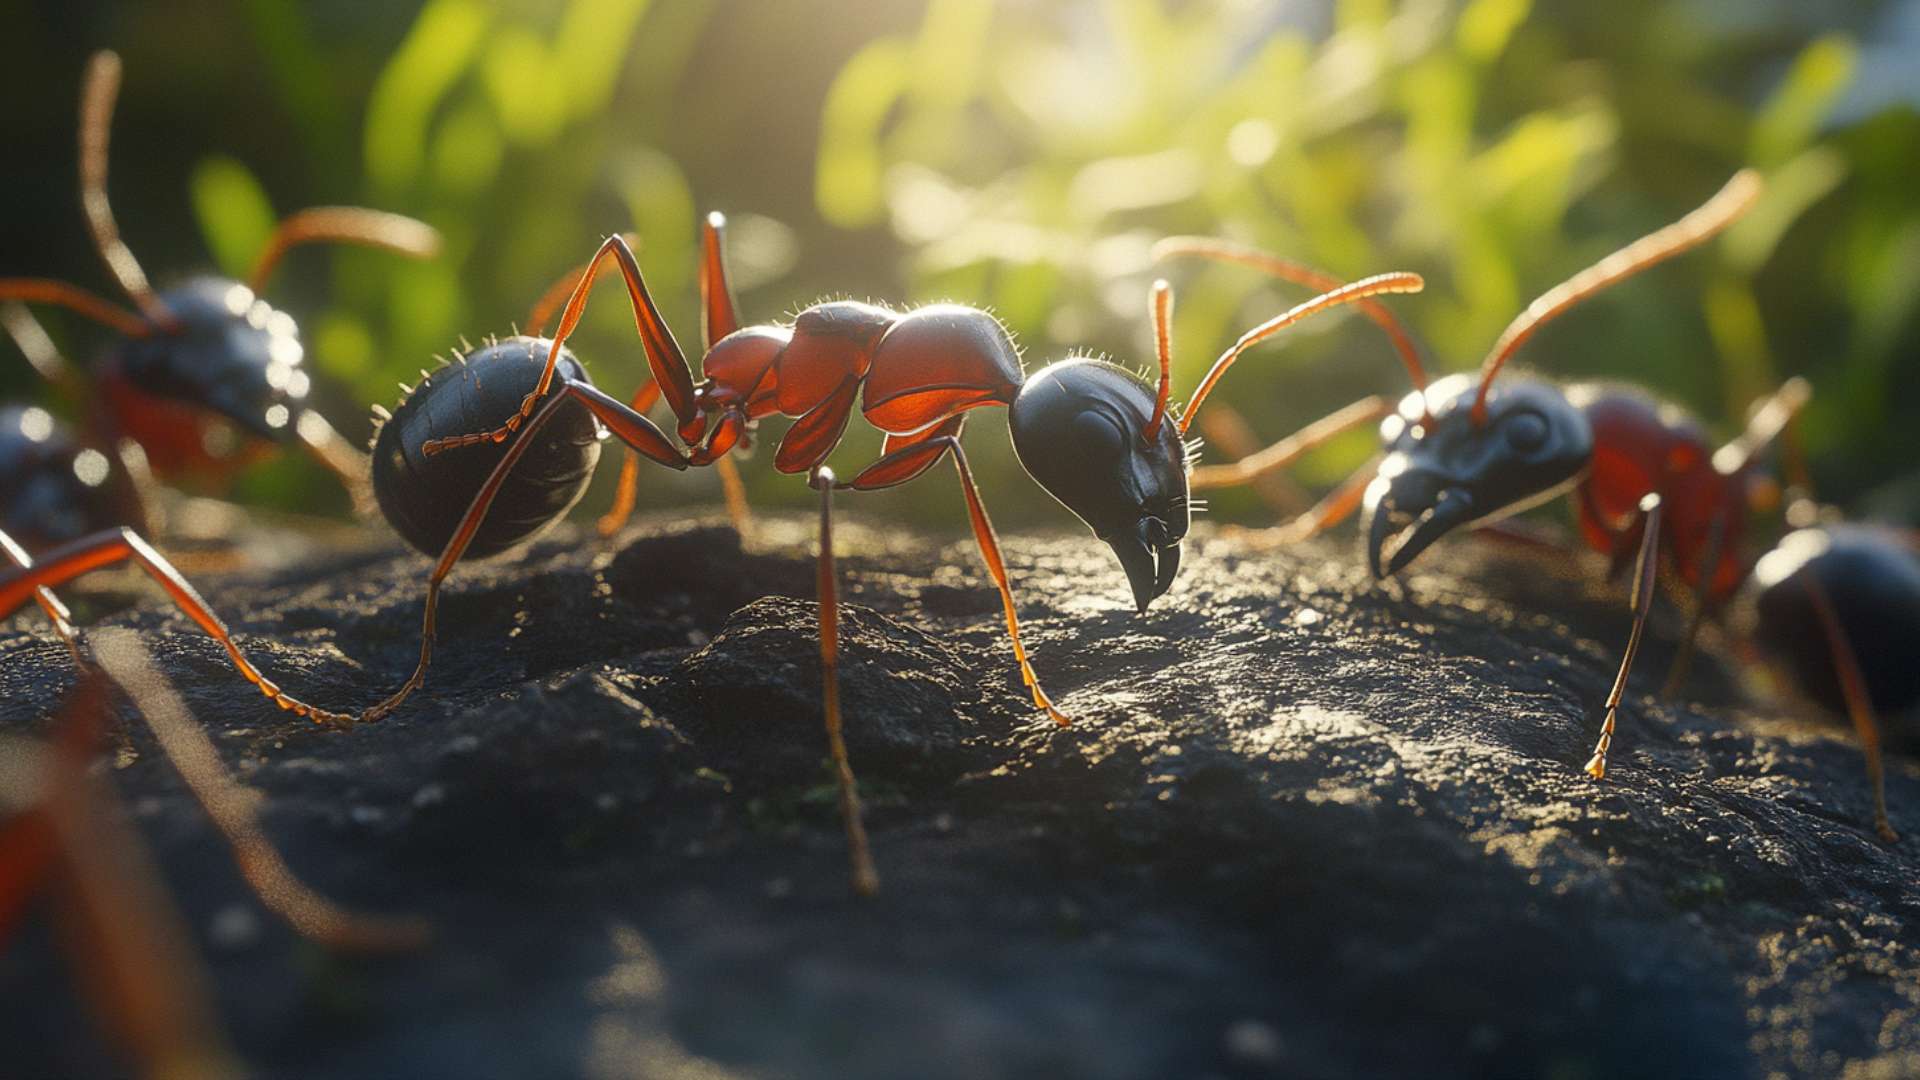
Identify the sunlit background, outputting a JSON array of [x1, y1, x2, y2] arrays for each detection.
[[5, 0, 1918, 536]]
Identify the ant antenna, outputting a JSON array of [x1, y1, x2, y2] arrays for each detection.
[[1470, 169, 1763, 426], [1179, 272, 1425, 437], [1154, 237, 1430, 394], [1143, 280, 1173, 443], [79, 51, 171, 326]]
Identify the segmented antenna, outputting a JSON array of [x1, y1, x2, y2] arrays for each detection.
[[1470, 170, 1763, 426]]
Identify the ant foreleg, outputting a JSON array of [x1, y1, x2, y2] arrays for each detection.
[[1189, 395, 1392, 493], [365, 380, 688, 722], [808, 467, 879, 896], [1237, 463, 1381, 549], [1586, 494, 1663, 779], [1800, 576, 1899, 843]]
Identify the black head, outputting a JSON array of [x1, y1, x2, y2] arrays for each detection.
[[1009, 358, 1190, 612], [106, 276, 312, 440], [1364, 373, 1592, 577]]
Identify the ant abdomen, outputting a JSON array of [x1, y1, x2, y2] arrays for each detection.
[[372, 336, 603, 558], [0, 405, 150, 550]]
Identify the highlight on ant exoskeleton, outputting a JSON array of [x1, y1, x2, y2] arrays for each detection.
[[344, 217, 1424, 894], [1151, 170, 1914, 835], [0, 50, 441, 548]]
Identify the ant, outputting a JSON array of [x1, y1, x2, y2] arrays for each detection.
[[314, 218, 1421, 894], [1152, 172, 1898, 825], [1741, 506, 1919, 842], [0, 50, 441, 539], [0, 637, 422, 1078]]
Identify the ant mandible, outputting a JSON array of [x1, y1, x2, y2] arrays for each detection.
[[0, 50, 440, 533], [1158, 171, 1810, 801], [375, 218, 1423, 893]]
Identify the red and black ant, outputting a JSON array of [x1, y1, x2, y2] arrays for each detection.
[[2, 207, 1422, 894], [0, 51, 440, 542], [1749, 522, 1919, 841], [377, 221, 1420, 892], [1161, 170, 1906, 839]]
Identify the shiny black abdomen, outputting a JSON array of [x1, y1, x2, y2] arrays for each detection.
[[102, 276, 312, 440], [1753, 526, 1920, 719], [371, 337, 602, 558], [0, 406, 148, 550]]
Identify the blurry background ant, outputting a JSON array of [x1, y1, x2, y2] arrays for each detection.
[[0, 635, 424, 1079], [1159, 170, 1912, 842], [1, 51, 440, 556]]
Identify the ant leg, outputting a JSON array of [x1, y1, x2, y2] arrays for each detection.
[[593, 379, 664, 536], [0, 530, 86, 664], [1238, 462, 1380, 548], [1662, 504, 1731, 697], [247, 208, 441, 292], [1800, 576, 1899, 842], [694, 213, 755, 541], [293, 410, 376, 517], [427, 235, 697, 451], [364, 380, 688, 721], [8, 675, 242, 1078], [1586, 494, 1664, 779], [76, 52, 172, 327], [700, 211, 741, 346], [808, 467, 880, 896], [88, 632, 430, 948], [524, 232, 640, 339], [0, 527, 356, 724], [1189, 395, 1392, 493], [842, 426, 1071, 725], [1192, 403, 1309, 514]]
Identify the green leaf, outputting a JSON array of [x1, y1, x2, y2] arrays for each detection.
[[188, 156, 277, 281], [364, 0, 493, 196]]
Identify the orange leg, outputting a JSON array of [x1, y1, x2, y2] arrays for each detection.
[[425, 235, 698, 452], [808, 468, 879, 896], [842, 430, 1069, 724], [1800, 576, 1898, 842], [1586, 494, 1664, 779], [0, 530, 86, 664], [0, 527, 356, 724], [1234, 461, 1379, 549], [593, 379, 665, 537], [1188, 395, 1391, 493], [0, 278, 150, 338], [1193, 403, 1309, 515], [365, 380, 688, 721]]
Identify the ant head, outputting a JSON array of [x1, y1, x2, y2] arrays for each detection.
[[108, 277, 311, 441], [1363, 373, 1591, 577], [1009, 358, 1190, 613]]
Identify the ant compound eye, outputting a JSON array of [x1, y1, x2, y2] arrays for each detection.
[[1504, 411, 1548, 453]]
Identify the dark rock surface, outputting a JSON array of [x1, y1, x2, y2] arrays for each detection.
[[2, 515, 1917, 1079]]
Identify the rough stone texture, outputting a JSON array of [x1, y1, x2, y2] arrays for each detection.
[[2, 515, 1917, 1079]]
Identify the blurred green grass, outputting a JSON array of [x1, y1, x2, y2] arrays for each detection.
[[3, 0, 1916, 532]]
